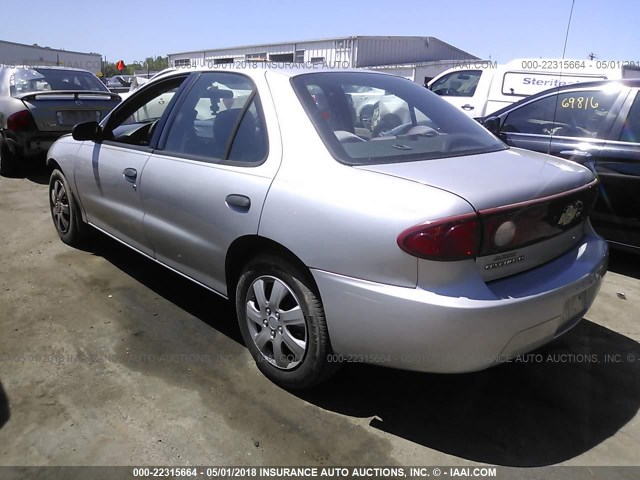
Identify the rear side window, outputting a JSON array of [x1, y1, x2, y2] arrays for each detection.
[[429, 70, 482, 97], [162, 72, 267, 165], [502, 90, 618, 138], [9, 68, 107, 96], [620, 95, 640, 143], [292, 72, 505, 165]]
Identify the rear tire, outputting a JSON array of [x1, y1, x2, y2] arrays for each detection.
[[235, 256, 339, 389], [0, 142, 19, 177], [49, 169, 89, 247]]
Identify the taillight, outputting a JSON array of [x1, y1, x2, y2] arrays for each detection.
[[397, 213, 480, 261], [7, 110, 36, 132], [478, 181, 599, 256]]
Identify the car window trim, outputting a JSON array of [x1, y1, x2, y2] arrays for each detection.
[[148, 73, 199, 149], [222, 89, 257, 159], [607, 89, 636, 142], [99, 141, 155, 154], [148, 149, 270, 169], [155, 72, 203, 151]]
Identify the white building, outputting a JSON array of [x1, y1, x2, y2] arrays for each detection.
[[168, 36, 478, 84], [0, 40, 102, 74]]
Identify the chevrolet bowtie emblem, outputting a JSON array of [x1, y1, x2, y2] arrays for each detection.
[[558, 200, 584, 226]]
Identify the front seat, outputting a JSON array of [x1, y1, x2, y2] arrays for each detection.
[[164, 108, 199, 154], [212, 108, 243, 158], [212, 107, 265, 162]]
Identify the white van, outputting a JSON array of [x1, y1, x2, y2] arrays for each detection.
[[427, 58, 640, 117]]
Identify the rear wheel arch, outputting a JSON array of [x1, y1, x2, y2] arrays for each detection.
[[225, 235, 320, 302]]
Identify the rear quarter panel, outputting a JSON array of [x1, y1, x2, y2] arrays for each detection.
[[260, 72, 476, 288]]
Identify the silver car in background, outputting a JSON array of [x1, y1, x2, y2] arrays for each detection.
[[46, 67, 608, 389]]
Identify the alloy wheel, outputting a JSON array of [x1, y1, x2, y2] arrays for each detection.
[[50, 179, 71, 234], [245, 275, 308, 370]]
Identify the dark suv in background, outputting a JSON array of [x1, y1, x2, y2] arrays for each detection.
[[0, 66, 121, 176], [481, 79, 640, 252]]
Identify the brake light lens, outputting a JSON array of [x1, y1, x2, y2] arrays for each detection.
[[397, 213, 480, 261], [7, 110, 36, 132], [478, 181, 599, 256]]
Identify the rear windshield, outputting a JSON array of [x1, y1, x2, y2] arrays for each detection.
[[291, 72, 506, 165], [10, 68, 108, 96]]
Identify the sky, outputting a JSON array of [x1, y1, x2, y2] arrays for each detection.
[[2, 0, 639, 64]]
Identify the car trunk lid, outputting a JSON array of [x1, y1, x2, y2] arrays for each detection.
[[356, 148, 594, 210], [16, 90, 120, 132], [357, 147, 599, 280]]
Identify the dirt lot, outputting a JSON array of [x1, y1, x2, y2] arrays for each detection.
[[0, 170, 639, 471]]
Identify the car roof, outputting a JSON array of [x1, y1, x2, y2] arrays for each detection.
[[487, 78, 640, 118], [143, 65, 398, 89], [165, 65, 394, 77]]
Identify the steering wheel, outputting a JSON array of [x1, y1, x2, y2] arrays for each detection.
[[433, 88, 460, 96]]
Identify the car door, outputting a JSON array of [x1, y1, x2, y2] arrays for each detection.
[[139, 71, 280, 295], [429, 70, 485, 117], [496, 87, 625, 160], [73, 74, 189, 255], [592, 90, 640, 248]]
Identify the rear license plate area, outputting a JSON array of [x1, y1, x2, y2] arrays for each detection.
[[56, 110, 100, 126]]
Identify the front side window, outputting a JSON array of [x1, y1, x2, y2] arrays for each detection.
[[502, 89, 618, 138], [105, 75, 188, 147], [430, 70, 482, 97], [162, 72, 267, 164], [292, 72, 505, 165], [10, 68, 107, 96]]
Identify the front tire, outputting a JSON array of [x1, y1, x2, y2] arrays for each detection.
[[49, 169, 88, 246], [235, 256, 338, 389]]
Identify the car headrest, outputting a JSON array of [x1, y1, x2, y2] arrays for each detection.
[[214, 108, 243, 142]]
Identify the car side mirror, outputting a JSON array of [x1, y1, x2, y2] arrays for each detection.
[[482, 116, 501, 135], [72, 121, 103, 142]]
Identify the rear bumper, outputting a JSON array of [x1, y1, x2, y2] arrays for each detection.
[[312, 229, 608, 373], [4, 131, 65, 158]]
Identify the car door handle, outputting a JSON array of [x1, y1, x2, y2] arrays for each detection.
[[123, 168, 138, 190], [226, 194, 251, 212], [461, 104, 475, 110], [559, 150, 592, 157], [123, 168, 137, 182]]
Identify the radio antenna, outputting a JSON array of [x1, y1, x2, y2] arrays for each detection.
[[549, 0, 576, 153], [561, 0, 576, 60]]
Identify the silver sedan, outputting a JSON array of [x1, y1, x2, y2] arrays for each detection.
[[46, 67, 608, 388]]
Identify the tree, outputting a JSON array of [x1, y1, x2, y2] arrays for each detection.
[[135, 56, 169, 73]]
